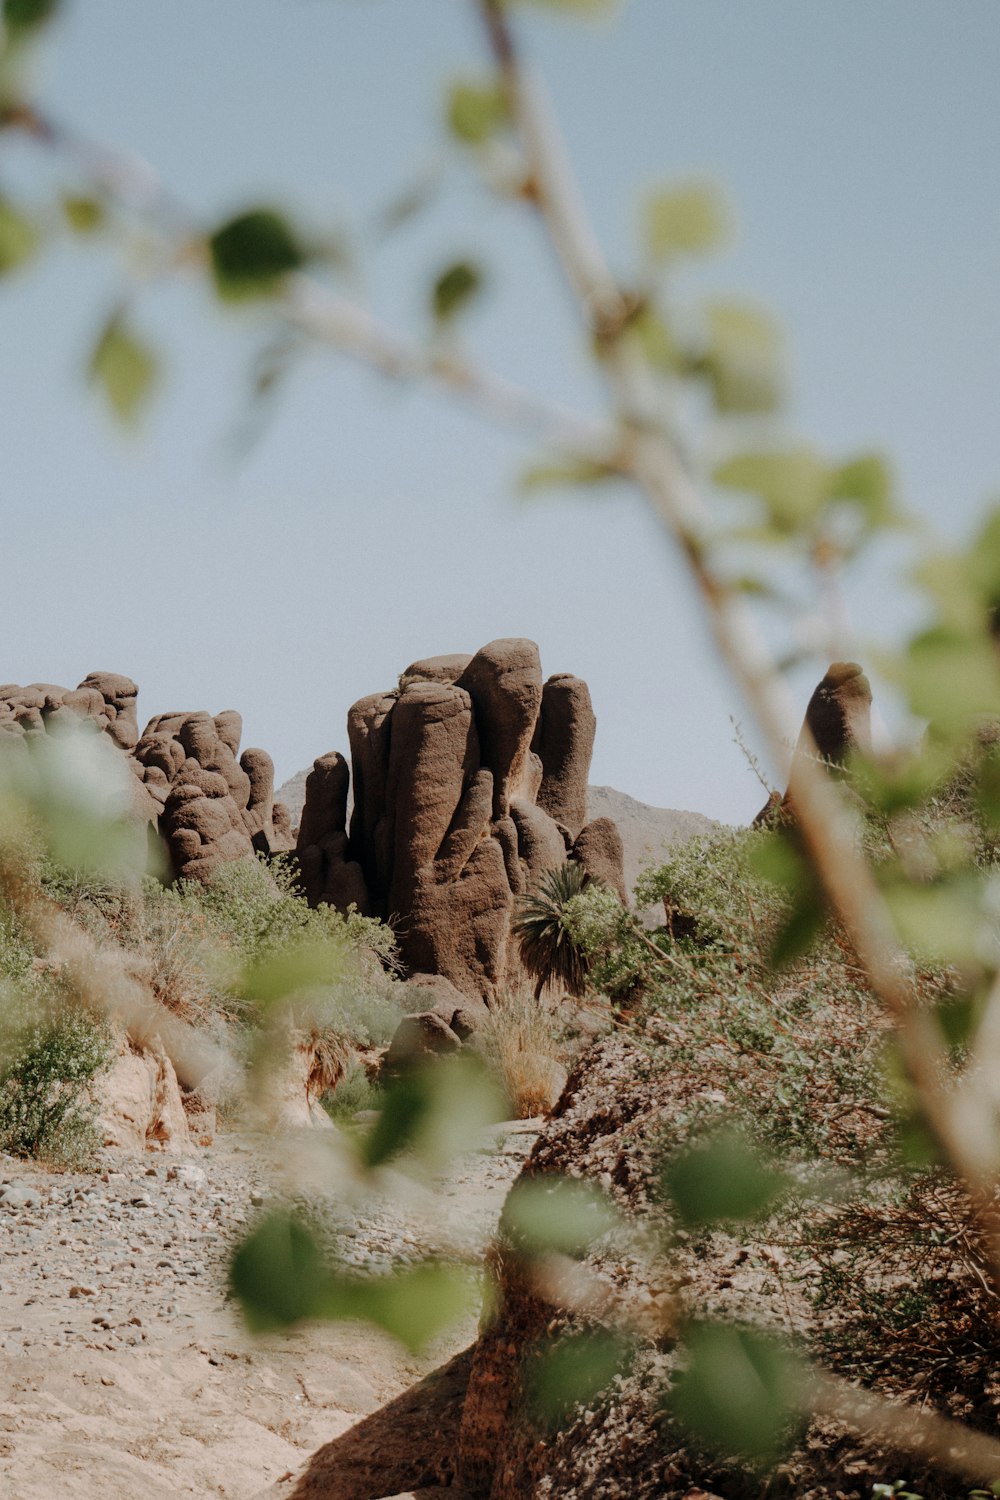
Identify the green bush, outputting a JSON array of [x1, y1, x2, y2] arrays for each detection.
[[321, 1056, 382, 1126], [0, 992, 111, 1167], [140, 855, 404, 1050]]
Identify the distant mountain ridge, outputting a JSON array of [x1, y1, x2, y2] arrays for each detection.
[[275, 770, 718, 898]]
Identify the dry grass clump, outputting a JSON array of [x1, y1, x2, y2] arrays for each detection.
[[479, 985, 570, 1118], [806, 1175, 1000, 1430]]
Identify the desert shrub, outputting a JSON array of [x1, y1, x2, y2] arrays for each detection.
[[562, 881, 653, 1003], [322, 1056, 382, 1126], [146, 856, 404, 1050], [0, 990, 111, 1167], [634, 827, 788, 956], [567, 828, 890, 1162], [478, 985, 569, 1118], [805, 1174, 1000, 1432], [0, 904, 32, 985]]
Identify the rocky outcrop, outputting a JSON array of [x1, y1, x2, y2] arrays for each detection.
[[296, 641, 623, 1004], [533, 674, 596, 842], [756, 660, 873, 825], [94, 1030, 192, 1153], [570, 816, 627, 904], [0, 674, 288, 884]]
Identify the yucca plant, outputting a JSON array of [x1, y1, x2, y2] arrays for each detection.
[[513, 861, 589, 1001]]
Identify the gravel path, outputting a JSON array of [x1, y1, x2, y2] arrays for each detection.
[[0, 1120, 537, 1499]]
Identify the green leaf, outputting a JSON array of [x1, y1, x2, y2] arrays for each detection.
[[883, 876, 986, 967], [663, 1127, 790, 1228], [702, 300, 783, 415], [518, 456, 619, 495], [769, 882, 825, 967], [88, 315, 158, 425], [61, 194, 105, 234], [209, 209, 304, 300], [362, 1052, 506, 1172], [0, 717, 149, 877], [237, 938, 348, 1009], [3, 0, 59, 33], [644, 182, 728, 264], [828, 452, 896, 526], [503, 1175, 620, 1256], [339, 1260, 478, 1354], [526, 1329, 634, 1431], [230, 1212, 475, 1352], [714, 447, 829, 535], [228, 1210, 330, 1331], [431, 259, 483, 325], [446, 78, 509, 145], [361, 1069, 433, 1169], [630, 305, 685, 374], [748, 829, 805, 893], [903, 625, 1000, 733], [0, 198, 39, 276], [669, 1322, 805, 1465]]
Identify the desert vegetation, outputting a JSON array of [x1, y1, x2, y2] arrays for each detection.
[[3, 0, 1000, 1495]]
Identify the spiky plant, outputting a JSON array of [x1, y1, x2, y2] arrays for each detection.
[[513, 860, 589, 1001]]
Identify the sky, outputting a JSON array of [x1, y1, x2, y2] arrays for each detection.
[[2, 0, 999, 824]]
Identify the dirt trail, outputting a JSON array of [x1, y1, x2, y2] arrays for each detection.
[[0, 1122, 537, 1499]]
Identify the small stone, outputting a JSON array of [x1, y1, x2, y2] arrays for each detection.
[[166, 1163, 207, 1191], [68, 1285, 96, 1298], [0, 1186, 40, 1210]]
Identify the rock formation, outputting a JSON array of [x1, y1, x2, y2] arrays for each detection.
[[0, 674, 291, 883], [756, 660, 873, 825], [296, 640, 626, 1004]]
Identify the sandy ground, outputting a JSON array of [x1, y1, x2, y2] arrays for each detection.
[[0, 1123, 537, 1500]]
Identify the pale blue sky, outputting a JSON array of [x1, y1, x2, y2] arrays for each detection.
[[2, 0, 999, 823]]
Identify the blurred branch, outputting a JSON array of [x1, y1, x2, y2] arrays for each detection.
[[476, 0, 1000, 1287]]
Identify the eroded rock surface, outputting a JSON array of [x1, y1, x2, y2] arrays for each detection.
[[756, 660, 874, 826], [297, 641, 623, 1004], [0, 674, 286, 884]]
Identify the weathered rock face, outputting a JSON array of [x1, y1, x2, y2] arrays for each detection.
[[297, 640, 623, 1004], [0, 674, 287, 885], [533, 674, 596, 842], [571, 816, 627, 904], [756, 661, 873, 825], [94, 1030, 192, 1153], [799, 660, 872, 767]]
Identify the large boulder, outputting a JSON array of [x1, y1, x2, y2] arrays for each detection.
[[571, 815, 628, 904]]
